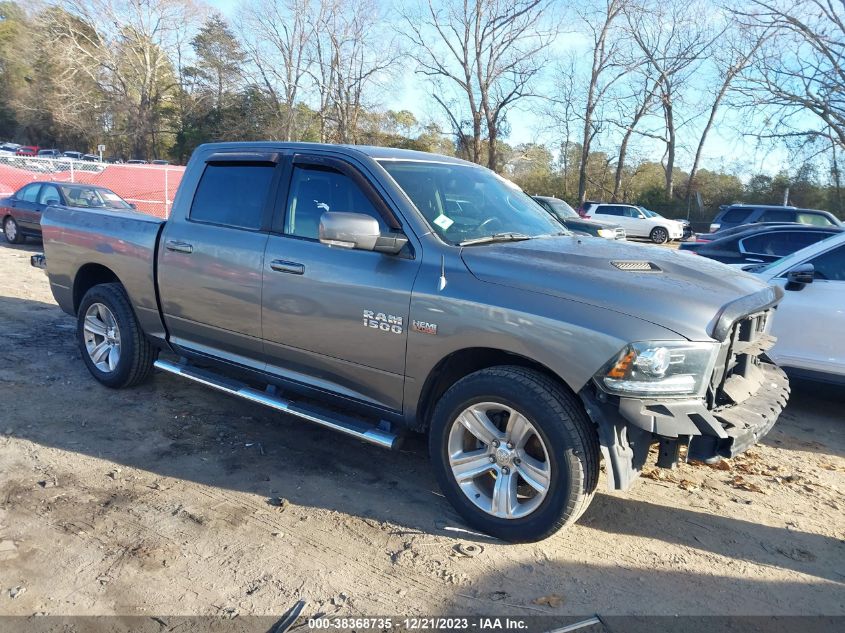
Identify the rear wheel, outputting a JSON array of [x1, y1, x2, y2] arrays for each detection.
[[429, 366, 599, 542], [650, 226, 669, 244], [3, 216, 24, 244], [77, 283, 157, 388]]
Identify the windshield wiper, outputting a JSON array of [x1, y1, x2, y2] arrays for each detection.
[[459, 232, 533, 246]]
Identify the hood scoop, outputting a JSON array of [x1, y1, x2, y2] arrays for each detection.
[[610, 260, 662, 272]]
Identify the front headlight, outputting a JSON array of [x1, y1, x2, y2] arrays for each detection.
[[596, 341, 719, 398], [597, 228, 615, 238]]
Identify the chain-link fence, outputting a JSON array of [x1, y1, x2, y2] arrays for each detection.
[[0, 155, 184, 218]]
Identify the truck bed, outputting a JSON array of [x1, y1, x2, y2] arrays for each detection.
[[40, 205, 168, 342]]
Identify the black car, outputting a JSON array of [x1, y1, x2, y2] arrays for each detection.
[[533, 195, 626, 240], [691, 221, 800, 243], [2, 181, 134, 243], [709, 204, 841, 232], [678, 223, 843, 265]]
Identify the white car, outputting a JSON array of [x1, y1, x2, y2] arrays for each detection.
[[582, 202, 684, 244], [751, 232, 845, 383]]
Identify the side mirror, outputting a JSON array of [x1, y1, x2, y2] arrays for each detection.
[[319, 212, 408, 255], [785, 263, 814, 291], [129, 203, 137, 210]]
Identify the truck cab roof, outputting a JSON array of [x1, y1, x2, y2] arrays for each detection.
[[195, 141, 475, 167]]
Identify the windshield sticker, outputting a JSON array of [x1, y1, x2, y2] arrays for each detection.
[[433, 214, 454, 230]]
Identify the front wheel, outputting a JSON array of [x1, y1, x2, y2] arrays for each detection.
[[77, 283, 158, 388], [429, 366, 600, 542], [650, 226, 669, 244], [3, 216, 24, 244]]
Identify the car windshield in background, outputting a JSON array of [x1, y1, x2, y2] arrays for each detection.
[[60, 186, 132, 209], [380, 160, 564, 245], [546, 198, 579, 219]]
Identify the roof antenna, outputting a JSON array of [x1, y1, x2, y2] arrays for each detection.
[[438, 255, 447, 291]]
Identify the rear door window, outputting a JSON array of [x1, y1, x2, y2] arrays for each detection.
[[742, 230, 830, 256], [759, 208, 797, 223], [190, 163, 276, 230], [18, 184, 41, 202], [721, 208, 753, 223]]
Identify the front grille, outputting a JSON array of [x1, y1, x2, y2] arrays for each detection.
[[710, 309, 775, 408]]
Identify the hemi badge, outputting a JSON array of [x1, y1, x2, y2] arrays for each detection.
[[412, 320, 438, 336]]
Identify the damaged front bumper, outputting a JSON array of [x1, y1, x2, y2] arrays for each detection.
[[580, 361, 790, 491], [31, 253, 46, 271]]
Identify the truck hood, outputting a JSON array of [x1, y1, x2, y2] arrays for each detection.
[[460, 236, 771, 340]]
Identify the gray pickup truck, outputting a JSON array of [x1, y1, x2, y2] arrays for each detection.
[[34, 143, 789, 542]]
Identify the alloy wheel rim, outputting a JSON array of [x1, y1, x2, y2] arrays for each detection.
[[447, 402, 551, 519], [5, 219, 16, 241], [655, 228, 667, 242], [83, 303, 121, 373]]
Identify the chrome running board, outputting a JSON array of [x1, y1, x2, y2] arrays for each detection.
[[153, 359, 400, 449]]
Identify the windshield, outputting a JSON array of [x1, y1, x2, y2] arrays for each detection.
[[380, 160, 564, 245], [638, 206, 660, 218], [545, 198, 579, 219], [61, 185, 132, 209]]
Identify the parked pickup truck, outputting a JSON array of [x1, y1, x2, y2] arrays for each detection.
[[34, 142, 790, 542]]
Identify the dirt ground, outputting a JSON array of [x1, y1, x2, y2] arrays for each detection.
[[0, 239, 843, 621]]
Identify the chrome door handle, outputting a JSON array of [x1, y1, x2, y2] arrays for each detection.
[[165, 240, 193, 254], [270, 260, 304, 275]]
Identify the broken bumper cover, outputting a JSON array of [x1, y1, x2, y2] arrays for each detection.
[[693, 362, 789, 460], [31, 253, 46, 270], [581, 361, 789, 490], [621, 361, 789, 459]]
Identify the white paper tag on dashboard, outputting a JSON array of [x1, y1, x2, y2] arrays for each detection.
[[433, 214, 454, 230]]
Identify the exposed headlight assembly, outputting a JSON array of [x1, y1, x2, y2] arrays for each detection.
[[596, 341, 719, 398], [597, 228, 616, 238]]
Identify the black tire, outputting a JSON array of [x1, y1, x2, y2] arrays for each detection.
[[3, 216, 24, 244], [429, 366, 600, 542], [650, 226, 669, 244], [77, 283, 158, 388]]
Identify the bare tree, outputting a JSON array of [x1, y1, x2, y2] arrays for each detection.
[[49, 0, 199, 159], [403, 0, 554, 171], [624, 0, 722, 198], [237, 0, 311, 141], [684, 14, 771, 199], [608, 64, 662, 200], [732, 0, 845, 150], [572, 0, 631, 203], [831, 129, 843, 212], [542, 57, 579, 198], [309, 0, 397, 144]]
